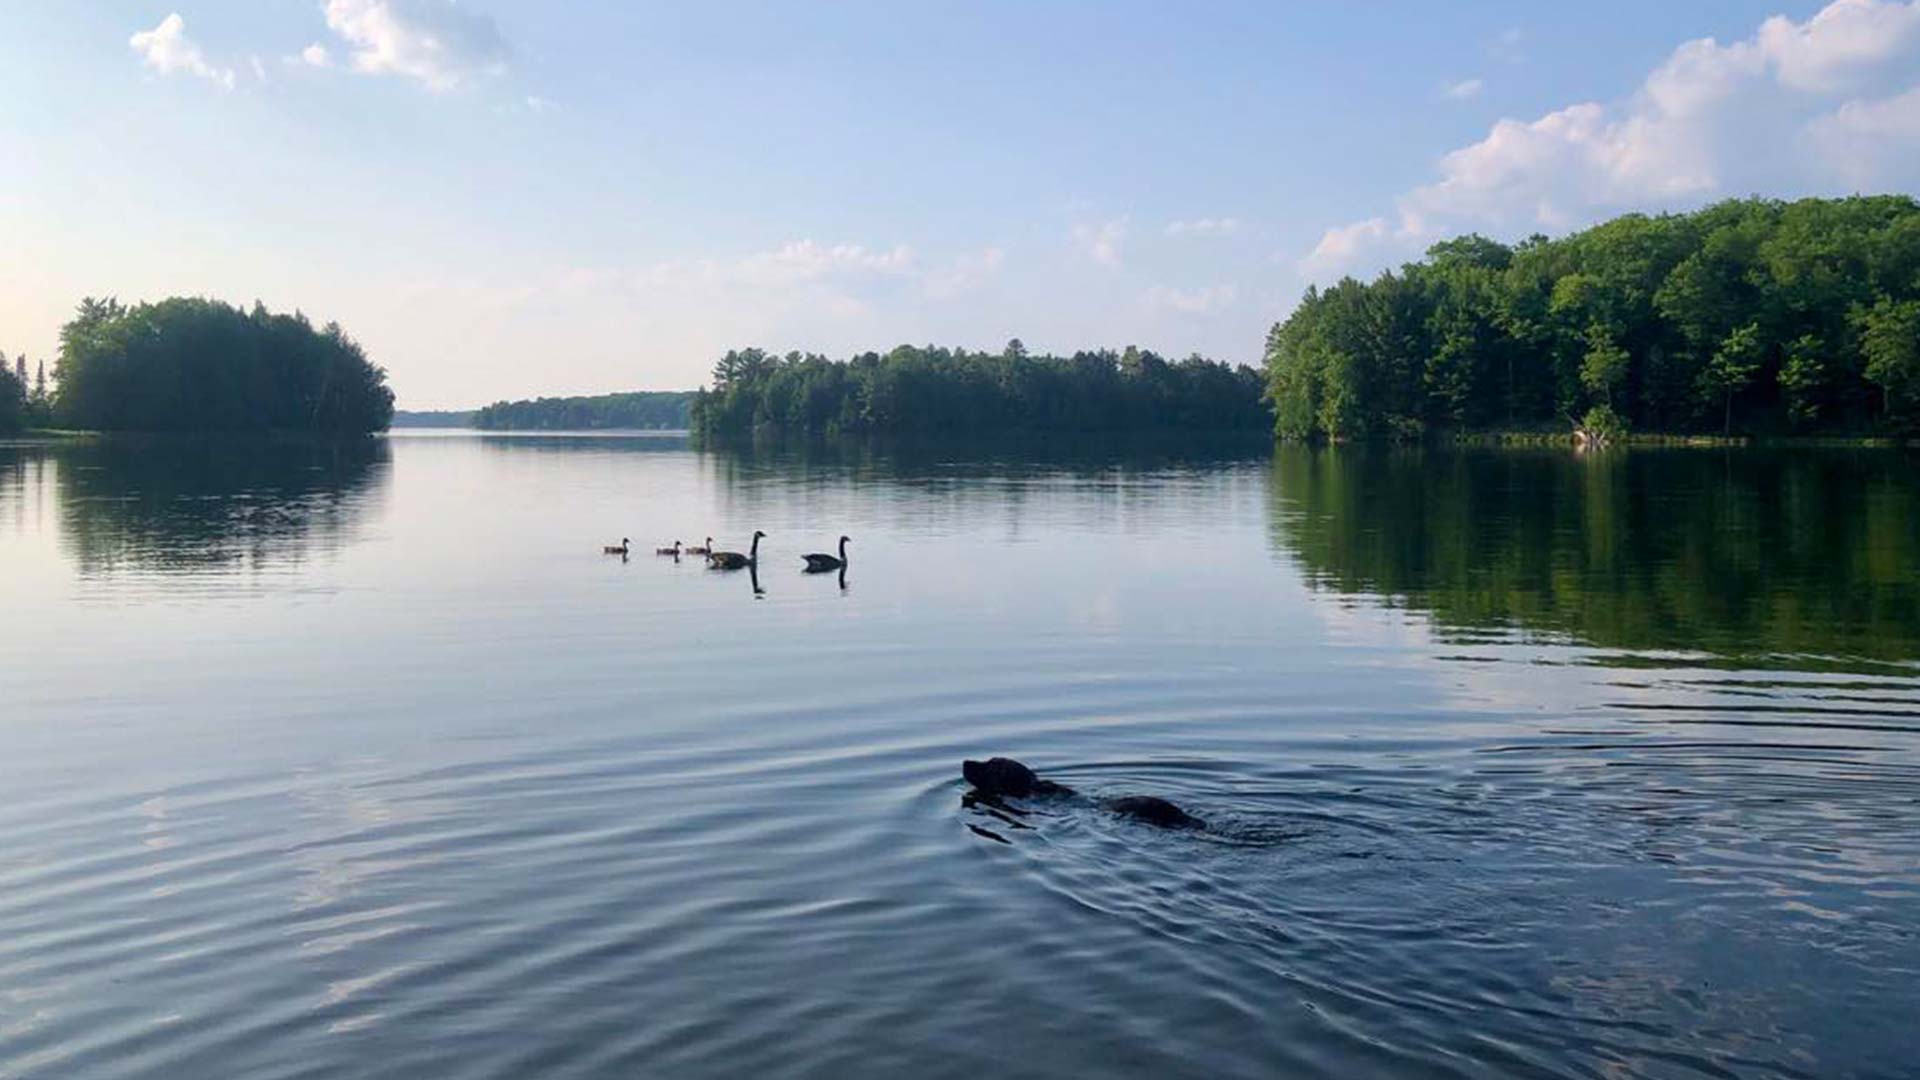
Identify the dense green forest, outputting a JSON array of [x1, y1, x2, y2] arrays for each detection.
[[1266, 196, 1920, 440], [473, 391, 694, 430], [0, 357, 22, 434], [53, 298, 393, 433], [0, 351, 54, 434], [691, 343, 1268, 438]]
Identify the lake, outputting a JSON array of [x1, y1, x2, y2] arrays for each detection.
[[2, 433, 1917, 1079]]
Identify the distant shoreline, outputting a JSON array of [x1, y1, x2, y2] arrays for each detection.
[[1446, 430, 1917, 449], [10, 426, 1910, 451]]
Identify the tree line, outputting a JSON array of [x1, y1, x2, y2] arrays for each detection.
[[1266, 196, 1920, 440], [37, 297, 393, 434], [472, 391, 694, 430], [0, 350, 53, 434], [690, 342, 1269, 439], [391, 409, 477, 428]]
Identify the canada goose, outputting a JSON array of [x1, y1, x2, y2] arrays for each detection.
[[655, 540, 682, 556], [802, 536, 849, 573], [684, 537, 712, 557], [708, 531, 764, 570], [603, 538, 631, 555]]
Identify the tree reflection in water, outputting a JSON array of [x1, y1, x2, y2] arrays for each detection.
[[1268, 445, 1920, 664], [1, 438, 390, 578]]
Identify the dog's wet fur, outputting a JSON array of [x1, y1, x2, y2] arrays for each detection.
[[962, 757, 1205, 830]]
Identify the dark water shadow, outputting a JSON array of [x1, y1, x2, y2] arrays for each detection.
[[1268, 444, 1920, 664], [2, 437, 390, 577]]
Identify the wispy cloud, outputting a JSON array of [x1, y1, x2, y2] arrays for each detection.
[[1165, 217, 1241, 238], [1073, 217, 1128, 266], [924, 246, 1006, 299], [726, 241, 914, 287], [129, 13, 235, 90], [1142, 284, 1238, 315], [1443, 77, 1484, 100], [1298, 217, 1404, 276], [322, 0, 508, 91]]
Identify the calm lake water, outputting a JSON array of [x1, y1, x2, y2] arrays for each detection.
[[2, 433, 1917, 1079]]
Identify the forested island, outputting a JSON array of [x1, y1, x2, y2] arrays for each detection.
[[690, 343, 1268, 439], [1266, 196, 1920, 440], [48, 298, 393, 434], [472, 391, 694, 430]]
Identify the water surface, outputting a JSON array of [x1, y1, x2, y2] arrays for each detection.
[[1, 435, 1916, 1079]]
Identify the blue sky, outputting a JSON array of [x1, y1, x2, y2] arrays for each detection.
[[5, 1, 1918, 406]]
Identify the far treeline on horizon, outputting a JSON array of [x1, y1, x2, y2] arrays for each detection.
[[6, 197, 1920, 442]]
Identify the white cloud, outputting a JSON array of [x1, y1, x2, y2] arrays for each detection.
[[1142, 284, 1238, 315], [322, 0, 508, 91], [1820, 82, 1920, 137], [1073, 218, 1127, 265], [477, 239, 1005, 331], [1810, 84, 1920, 183], [1757, 0, 1920, 91], [1300, 216, 1414, 276], [1302, 0, 1920, 280], [129, 13, 235, 90], [727, 241, 913, 287], [924, 246, 1006, 298], [301, 43, 333, 68], [1165, 216, 1241, 237], [250, 55, 268, 83], [1444, 78, 1484, 100], [611, 240, 918, 327]]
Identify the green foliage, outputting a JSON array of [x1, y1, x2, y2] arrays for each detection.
[[1580, 404, 1628, 441], [1579, 326, 1630, 408], [690, 343, 1268, 439], [1778, 334, 1829, 428], [473, 392, 693, 430], [0, 353, 23, 434], [1853, 296, 1920, 430], [1266, 196, 1920, 438], [1700, 322, 1764, 435], [54, 297, 393, 433]]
